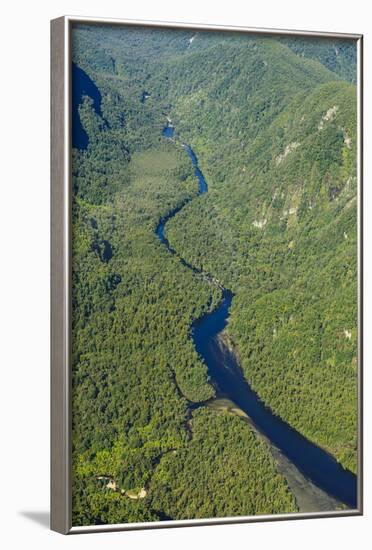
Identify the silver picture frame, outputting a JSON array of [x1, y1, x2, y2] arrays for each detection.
[[51, 15, 363, 534]]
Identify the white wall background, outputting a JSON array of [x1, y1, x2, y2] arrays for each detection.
[[1, 0, 370, 547]]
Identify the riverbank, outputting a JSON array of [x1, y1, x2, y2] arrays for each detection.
[[206, 397, 344, 513]]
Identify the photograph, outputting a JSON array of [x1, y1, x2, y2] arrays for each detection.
[[3, 0, 372, 547], [67, 20, 360, 529]]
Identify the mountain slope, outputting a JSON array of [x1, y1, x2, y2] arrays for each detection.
[[70, 24, 358, 526], [166, 60, 357, 471]]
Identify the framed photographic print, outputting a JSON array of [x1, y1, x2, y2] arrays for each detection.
[[51, 15, 363, 534]]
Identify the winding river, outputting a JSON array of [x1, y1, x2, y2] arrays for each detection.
[[71, 63, 357, 511], [157, 120, 357, 510]]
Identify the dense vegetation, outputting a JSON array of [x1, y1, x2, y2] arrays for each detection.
[[150, 408, 296, 519], [166, 79, 358, 472], [281, 36, 357, 83], [70, 24, 357, 525]]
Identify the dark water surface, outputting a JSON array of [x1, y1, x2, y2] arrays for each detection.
[[162, 123, 175, 139], [141, 91, 151, 103], [72, 63, 103, 149], [157, 120, 357, 509]]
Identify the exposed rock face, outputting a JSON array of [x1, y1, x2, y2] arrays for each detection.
[[97, 476, 147, 499], [126, 488, 147, 500], [318, 105, 339, 129], [252, 219, 267, 229], [276, 142, 300, 164], [343, 130, 352, 148], [187, 34, 197, 49]]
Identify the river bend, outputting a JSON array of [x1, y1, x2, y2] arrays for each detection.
[[156, 120, 357, 510]]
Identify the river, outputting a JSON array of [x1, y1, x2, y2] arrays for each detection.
[[71, 62, 357, 511], [157, 120, 357, 511]]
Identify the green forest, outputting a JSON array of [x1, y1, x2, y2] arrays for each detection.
[[70, 24, 358, 525]]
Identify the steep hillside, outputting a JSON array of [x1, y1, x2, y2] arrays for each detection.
[[166, 58, 357, 472], [281, 36, 357, 83]]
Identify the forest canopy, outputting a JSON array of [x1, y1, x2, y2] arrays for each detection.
[[70, 24, 358, 526]]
